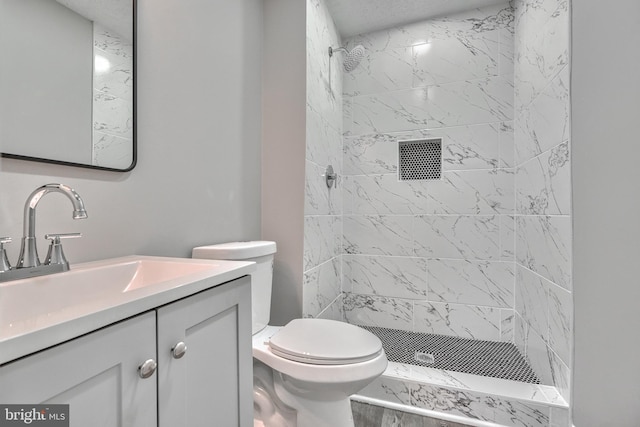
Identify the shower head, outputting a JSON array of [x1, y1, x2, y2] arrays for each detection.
[[328, 45, 365, 72]]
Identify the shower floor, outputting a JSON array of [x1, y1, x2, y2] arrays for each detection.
[[359, 325, 540, 384]]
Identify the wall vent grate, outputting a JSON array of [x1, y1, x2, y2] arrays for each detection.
[[398, 138, 442, 180], [359, 325, 540, 384]]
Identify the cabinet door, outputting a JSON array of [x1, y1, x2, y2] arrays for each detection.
[[157, 276, 252, 427], [0, 311, 157, 427]]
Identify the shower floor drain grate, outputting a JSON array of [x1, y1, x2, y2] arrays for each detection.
[[359, 325, 540, 384]]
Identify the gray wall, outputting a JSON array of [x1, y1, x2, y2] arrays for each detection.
[[572, 0, 640, 424], [261, 0, 306, 324], [0, 0, 262, 264]]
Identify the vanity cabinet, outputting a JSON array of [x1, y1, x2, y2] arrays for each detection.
[[0, 276, 252, 427], [157, 275, 253, 426], [0, 311, 158, 426]]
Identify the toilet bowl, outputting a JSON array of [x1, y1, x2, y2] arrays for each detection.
[[192, 241, 388, 427]]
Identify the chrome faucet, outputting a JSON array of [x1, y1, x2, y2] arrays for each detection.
[[0, 184, 88, 283], [16, 183, 88, 268], [0, 184, 87, 282]]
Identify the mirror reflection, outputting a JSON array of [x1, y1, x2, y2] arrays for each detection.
[[0, 0, 134, 171]]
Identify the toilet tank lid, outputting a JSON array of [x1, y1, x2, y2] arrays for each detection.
[[192, 241, 276, 260]]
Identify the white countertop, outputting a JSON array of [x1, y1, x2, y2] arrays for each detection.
[[0, 255, 255, 365]]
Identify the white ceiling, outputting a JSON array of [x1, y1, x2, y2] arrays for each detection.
[[325, 0, 508, 38]]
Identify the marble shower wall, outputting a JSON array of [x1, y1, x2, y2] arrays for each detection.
[[303, 0, 344, 320], [341, 5, 517, 343], [513, 0, 572, 403], [92, 24, 134, 169]]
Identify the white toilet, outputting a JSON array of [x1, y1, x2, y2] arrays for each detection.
[[192, 241, 387, 427]]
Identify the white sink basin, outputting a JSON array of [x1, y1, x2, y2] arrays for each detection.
[[0, 255, 255, 364]]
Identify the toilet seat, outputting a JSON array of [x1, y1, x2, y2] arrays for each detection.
[[268, 319, 382, 365]]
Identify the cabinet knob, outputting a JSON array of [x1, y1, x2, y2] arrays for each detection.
[[171, 342, 187, 359], [138, 359, 157, 379]]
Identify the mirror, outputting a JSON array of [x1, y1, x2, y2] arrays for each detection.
[[0, 0, 135, 171]]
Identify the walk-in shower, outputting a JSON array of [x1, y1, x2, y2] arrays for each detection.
[[305, 0, 572, 425]]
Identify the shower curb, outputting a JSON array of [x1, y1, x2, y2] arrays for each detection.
[[354, 361, 569, 427]]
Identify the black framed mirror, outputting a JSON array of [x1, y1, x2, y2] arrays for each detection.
[[0, 0, 136, 171]]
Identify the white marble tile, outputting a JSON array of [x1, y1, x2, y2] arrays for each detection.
[[343, 48, 414, 96], [347, 174, 428, 215], [307, 93, 342, 145], [547, 283, 571, 365], [343, 255, 427, 299], [538, 385, 567, 407], [343, 97, 353, 136], [514, 0, 569, 109], [524, 326, 551, 385], [306, 5, 342, 129], [346, 4, 512, 52], [411, 366, 552, 405], [516, 215, 571, 290], [426, 77, 514, 128], [501, 308, 515, 342], [411, 383, 550, 427], [343, 293, 413, 331], [343, 133, 399, 175], [492, 398, 550, 427], [500, 215, 516, 260], [94, 25, 133, 61], [351, 88, 429, 135], [306, 106, 342, 167], [499, 19, 515, 81], [516, 142, 570, 215], [93, 91, 133, 139], [414, 302, 501, 341], [428, 259, 514, 308], [93, 25, 133, 102], [92, 131, 133, 169], [437, 124, 501, 171], [411, 31, 500, 87], [515, 66, 570, 164], [414, 215, 500, 260], [549, 406, 570, 427], [316, 293, 344, 321], [516, 265, 549, 341], [307, 0, 342, 121], [305, 160, 342, 215], [342, 175, 353, 214], [514, 312, 528, 359], [427, 169, 515, 215], [304, 215, 341, 270], [549, 344, 570, 403], [343, 215, 413, 256], [382, 361, 414, 381], [344, 124, 501, 176], [303, 257, 341, 318], [357, 375, 414, 406], [351, 77, 513, 135], [499, 121, 515, 168]]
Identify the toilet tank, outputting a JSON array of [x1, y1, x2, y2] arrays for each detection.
[[192, 241, 277, 335]]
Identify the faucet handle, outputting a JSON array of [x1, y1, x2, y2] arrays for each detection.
[[44, 233, 81, 269], [45, 233, 82, 241], [0, 237, 12, 273]]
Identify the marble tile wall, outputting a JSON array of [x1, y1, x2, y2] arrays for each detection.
[[341, 4, 517, 343], [513, 0, 572, 405], [303, 0, 344, 320], [92, 24, 133, 169]]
